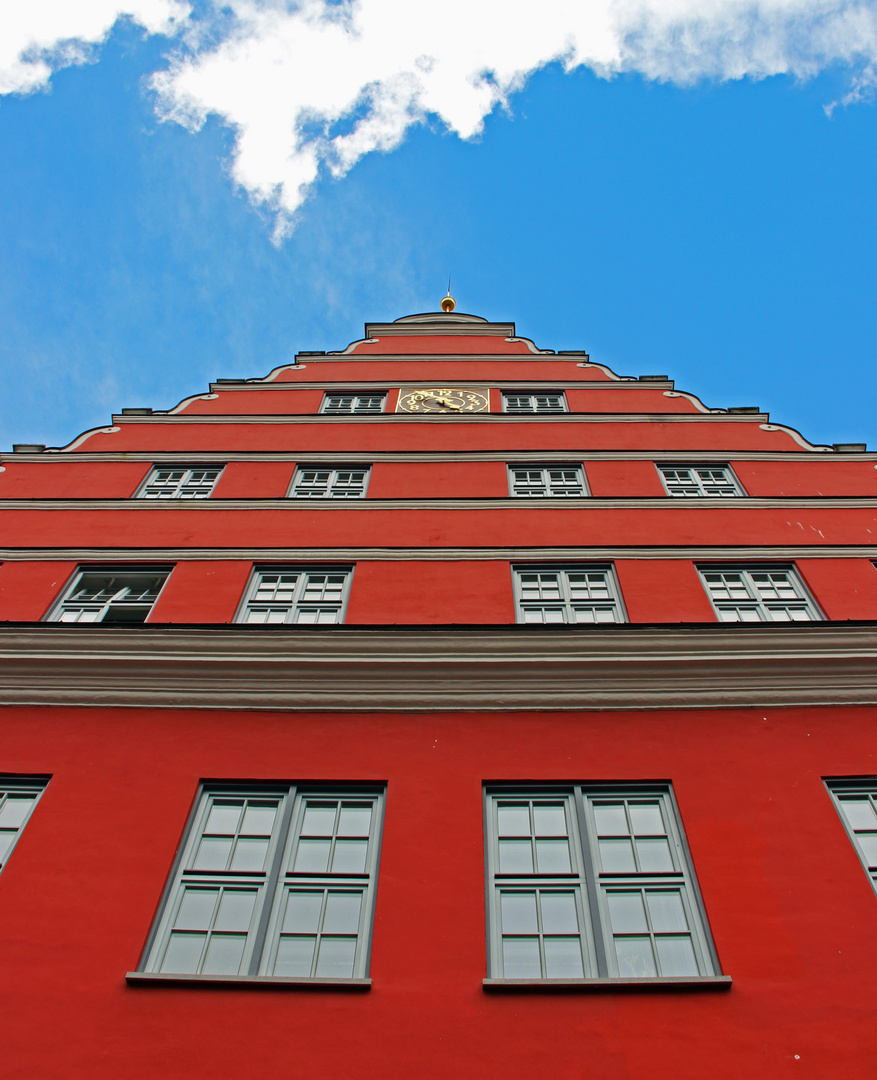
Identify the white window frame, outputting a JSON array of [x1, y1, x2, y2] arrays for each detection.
[[507, 464, 588, 498], [484, 784, 721, 983], [658, 464, 744, 498], [0, 776, 48, 874], [138, 783, 385, 982], [698, 565, 822, 623], [288, 466, 370, 499], [237, 567, 353, 625], [136, 465, 224, 499], [46, 567, 171, 624], [512, 565, 626, 624], [501, 391, 567, 414], [320, 393, 386, 415], [825, 779, 877, 896]]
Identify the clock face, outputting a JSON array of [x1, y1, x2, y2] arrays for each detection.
[[396, 387, 490, 414]]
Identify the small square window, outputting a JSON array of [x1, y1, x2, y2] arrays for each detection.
[[658, 465, 743, 498], [512, 566, 625, 624], [508, 465, 587, 498], [137, 466, 224, 499], [238, 568, 353, 625], [320, 394, 386, 415], [698, 566, 821, 623], [0, 777, 48, 874], [289, 467, 370, 499], [484, 785, 721, 982], [137, 783, 385, 981], [501, 392, 567, 414], [47, 568, 171, 625]]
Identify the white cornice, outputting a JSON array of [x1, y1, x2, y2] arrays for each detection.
[[103, 412, 772, 427], [1, 623, 876, 711], [0, 545, 874, 561]]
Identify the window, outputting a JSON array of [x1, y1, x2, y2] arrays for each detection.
[[484, 785, 720, 982], [512, 566, 625, 624], [289, 466, 370, 499], [698, 566, 821, 622], [826, 780, 877, 895], [658, 465, 743, 498], [238, 568, 352, 624], [47, 568, 170, 624], [139, 784, 384, 980], [502, 392, 567, 414], [320, 393, 386, 415], [137, 466, 224, 499], [0, 777, 47, 874], [508, 464, 587, 498]]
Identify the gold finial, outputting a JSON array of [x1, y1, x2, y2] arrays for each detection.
[[440, 294, 456, 313]]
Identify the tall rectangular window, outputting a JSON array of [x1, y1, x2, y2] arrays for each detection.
[[484, 785, 720, 982], [658, 465, 743, 498], [238, 568, 353, 624], [320, 393, 386, 415], [512, 566, 625, 624], [289, 466, 370, 499], [137, 466, 224, 499], [508, 465, 587, 498], [826, 780, 877, 895], [0, 777, 48, 874], [138, 784, 384, 981], [698, 566, 821, 622], [501, 392, 567, 414], [47, 568, 170, 624]]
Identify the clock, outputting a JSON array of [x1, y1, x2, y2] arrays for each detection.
[[396, 387, 490, 414]]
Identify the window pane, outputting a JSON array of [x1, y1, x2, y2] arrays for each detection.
[[274, 936, 316, 977], [646, 891, 689, 933], [202, 934, 246, 975], [0, 832, 15, 863], [593, 804, 628, 836], [294, 839, 331, 873], [498, 805, 531, 836], [598, 839, 636, 872], [502, 938, 541, 978], [331, 840, 368, 873], [193, 837, 232, 871], [628, 803, 664, 835], [315, 937, 357, 978], [205, 803, 242, 835], [323, 892, 362, 934], [533, 804, 567, 836], [214, 890, 257, 932], [655, 935, 699, 977], [241, 805, 277, 836], [499, 840, 534, 873], [544, 938, 584, 978], [540, 892, 579, 934], [230, 838, 270, 872], [283, 891, 324, 934], [175, 889, 218, 931], [636, 838, 674, 873], [839, 799, 877, 831], [302, 805, 337, 836], [858, 834, 877, 865], [607, 892, 648, 933], [500, 892, 538, 934], [162, 933, 206, 974], [535, 840, 571, 873], [338, 806, 372, 836], [614, 937, 657, 978], [0, 797, 34, 830]]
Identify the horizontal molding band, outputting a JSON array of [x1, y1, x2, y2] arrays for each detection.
[[106, 413, 769, 426], [9, 450, 867, 464], [205, 379, 653, 392], [2, 623, 877, 712], [3, 497, 877, 512], [482, 976, 733, 992], [0, 545, 875, 562], [126, 972, 371, 991]]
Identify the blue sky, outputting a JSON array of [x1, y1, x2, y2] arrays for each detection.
[[1, 3, 876, 451]]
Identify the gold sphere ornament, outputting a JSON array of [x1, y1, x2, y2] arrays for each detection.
[[440, 294, 456, 313]]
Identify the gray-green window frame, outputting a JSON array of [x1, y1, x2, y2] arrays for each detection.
[[288, 466, 371, 499], [137, 782, 385, 983], [697, 565, 822, 623], [826, 778, 877, 895], [484, 784, 723, 985], [658, 464, 744, 498], [236, 566, 354, 624], [46, 566, 172, 624], [136, 465, 225, 499], [511, 565, 626, 624], [320, 393, 386, 415], [501, 391, 567, 414], [507, 464, 588, 498], [0, 776, 49, 874]]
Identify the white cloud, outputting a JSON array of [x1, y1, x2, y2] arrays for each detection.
[[3, 0, 877, 238], [0, 1, 188, 95]]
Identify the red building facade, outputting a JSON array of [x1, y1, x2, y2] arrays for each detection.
[[1, 305, 877, 1077]]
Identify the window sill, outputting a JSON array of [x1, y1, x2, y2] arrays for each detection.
[[483, 976, 732, 993], [126, 972, 371, 991]]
